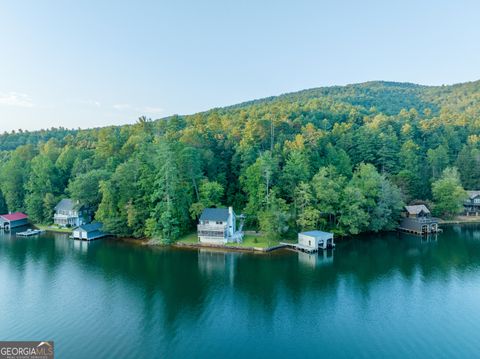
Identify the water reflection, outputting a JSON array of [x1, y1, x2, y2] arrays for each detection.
[[298, 249, 334, 268], [2, 224, 480, 358], [198, 248, 240, 285]]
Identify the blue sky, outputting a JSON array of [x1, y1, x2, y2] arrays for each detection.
[[0, 0, 479, 132]]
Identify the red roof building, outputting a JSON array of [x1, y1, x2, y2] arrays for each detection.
[[0, 212, 29, 229]]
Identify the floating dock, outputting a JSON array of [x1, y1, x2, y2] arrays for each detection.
[[16, 229, 45, 237]]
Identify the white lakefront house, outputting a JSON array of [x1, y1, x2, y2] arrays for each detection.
[[197, 207, 244, 244], [54, 199, 91, 228]]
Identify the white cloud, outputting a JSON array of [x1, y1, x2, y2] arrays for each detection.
[[113, 103, 132, 110], [0, 92, 34, 108], [76, 99, 101, 107]]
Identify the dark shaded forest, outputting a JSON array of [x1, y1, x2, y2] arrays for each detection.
[[0, 81, 479, 241]]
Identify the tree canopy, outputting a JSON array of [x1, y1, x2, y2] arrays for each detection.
[[1, 80, 479, 239]]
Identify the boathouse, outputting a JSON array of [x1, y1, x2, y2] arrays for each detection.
[[197, 207, 244, 244], [72, 222, 107, 241], [398, 205, 439, 235], [298, 231, 335, 250], [282, 231, 335, 253], [0, 212, 29, 230], [464, 191, 480, 216]]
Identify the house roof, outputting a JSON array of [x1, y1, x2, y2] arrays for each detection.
[[300, 230, 334, 240], [0, 212, 28, 221], [55, 198, 84, 212], [405, 205, 430, 215], [199, 208, 230, 222], [466, 191, 480, 199], [75, 222, 103, 233]]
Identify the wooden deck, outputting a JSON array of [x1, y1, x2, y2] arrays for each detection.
[[280, 242, 335, 253], [397, 226, 443, 236], [17, 229, 45, 237]]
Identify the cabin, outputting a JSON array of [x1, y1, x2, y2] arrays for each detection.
[[72, 222, 107, 241], [398, 205, 439, 235], [54, 199, 91, 227], [464, 191, 480, 216], [197, 207, 243, 244], [0, 212, 29, 230]]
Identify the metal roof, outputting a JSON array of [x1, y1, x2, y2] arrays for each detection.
[[299, 230, 334, 240], [0, 212, 28, 221], [55, 198, 84, 212], [467, 191, 480, 199], [405, 205, 430, 215], [199, 208, 230, 222], [75, 222, 103, 232]]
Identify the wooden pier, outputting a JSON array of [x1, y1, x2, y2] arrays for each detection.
[[280, 242, 319, 253], [280, 241, 335, 253], [397, 226, 443, 236]]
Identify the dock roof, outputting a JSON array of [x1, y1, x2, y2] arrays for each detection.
[[405, 205, 430, 215], [0, 212, 28, 221], [300, 230, 334, 240], [76, 222, 103, 232]]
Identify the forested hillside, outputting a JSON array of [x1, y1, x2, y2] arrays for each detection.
[[1, 80, 479, 241]]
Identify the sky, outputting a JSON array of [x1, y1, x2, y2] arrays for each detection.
[[0, 0, 479, 132]]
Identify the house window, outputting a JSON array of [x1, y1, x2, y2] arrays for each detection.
[[309, 240, 311, 246], [216, 221, 223, 225], [475, 198, 480, 204]]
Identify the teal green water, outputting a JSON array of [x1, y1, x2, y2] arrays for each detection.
[[1, 225, 480, 358]]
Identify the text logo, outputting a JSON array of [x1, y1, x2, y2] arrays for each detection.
[[0, 341, 54, 359]]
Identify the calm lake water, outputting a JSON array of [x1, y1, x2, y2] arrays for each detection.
[[1, 225, 480, 358]]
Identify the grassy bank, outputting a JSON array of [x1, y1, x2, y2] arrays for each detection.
[[34, 224, 72, 233], [175, 232, 283, 250]]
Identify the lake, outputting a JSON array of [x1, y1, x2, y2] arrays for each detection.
[[1, 225, 480, 358]]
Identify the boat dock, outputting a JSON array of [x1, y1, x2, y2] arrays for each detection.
[[281, 230, 335, 253], [397, 226, 443, 235], [280, 242, 335, 253], [280, 242, 322, 253], [17, 229, 45, 237]]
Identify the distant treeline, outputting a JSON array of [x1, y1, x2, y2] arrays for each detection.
[[0, 81, 479, 241], [0, 127, 79, 151]]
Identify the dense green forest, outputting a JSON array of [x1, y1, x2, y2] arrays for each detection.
[[0, 81, 479, 241]]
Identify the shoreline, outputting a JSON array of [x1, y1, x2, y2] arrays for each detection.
[[172, 241, 288, 253], [439, 217, 480, 225], [32, 218, 480, 254]]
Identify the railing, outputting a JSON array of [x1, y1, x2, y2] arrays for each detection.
[[197, 224, 226, 231], [415, 217, 439, 224], [197, 225, 226, 238], [54, 214, 77, 219]]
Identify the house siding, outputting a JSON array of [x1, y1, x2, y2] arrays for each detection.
[[0, 218, 28, 229]]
